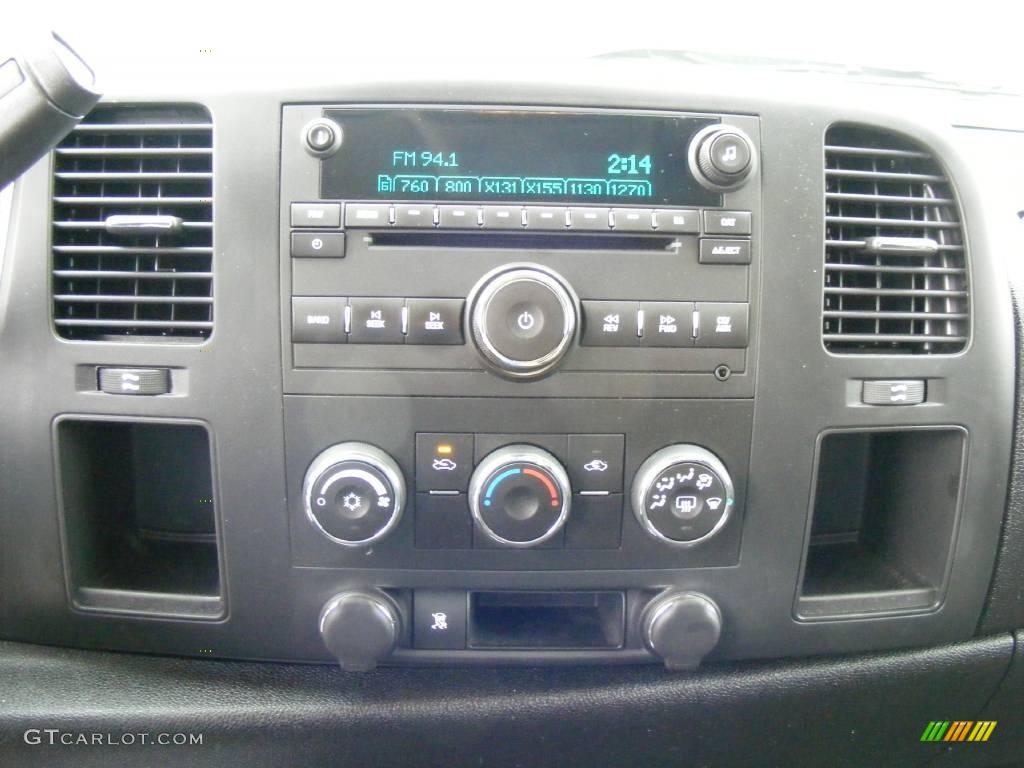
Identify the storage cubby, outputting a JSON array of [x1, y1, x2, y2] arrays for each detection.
[[56, 418, 224, 618], [797, 428, 966, 619]]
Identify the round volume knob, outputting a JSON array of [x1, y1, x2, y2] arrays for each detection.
[[632, 445, 735, 546], [689, 125, 756, 191], [302, 117, 342, 157], [319, 590, 399, 671], [642, 591, 722, 670], [303, 442, 405, 547], [468, 263, 579, 380], [469, 445, 571, 547]]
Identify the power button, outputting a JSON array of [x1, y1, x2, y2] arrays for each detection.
[[468, 264, 578, 380]]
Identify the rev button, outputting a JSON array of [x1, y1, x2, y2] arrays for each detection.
[[581, 300, 640, 347]]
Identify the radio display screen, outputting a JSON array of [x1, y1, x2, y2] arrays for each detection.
[[320, 108, 722, 207]]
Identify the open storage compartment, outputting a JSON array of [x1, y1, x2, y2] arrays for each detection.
[[469, 591, 625, 649], [797, 427, 966, 619], [56, 417, 224, 619]]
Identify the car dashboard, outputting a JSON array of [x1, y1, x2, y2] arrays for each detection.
[[1, 55, 1023, 766]]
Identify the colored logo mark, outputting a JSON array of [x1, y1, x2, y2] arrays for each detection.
[[921, 721, 997, 742]]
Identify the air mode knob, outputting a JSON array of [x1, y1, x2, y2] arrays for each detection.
[[467, 263, 579, 380], [689, 125, 756, 191], [319, 590, 400, 671], [632, 444, 735, 546], [468, 445, 572, 547], [642, 591, 722, 670], [302, 442, 406, 547]]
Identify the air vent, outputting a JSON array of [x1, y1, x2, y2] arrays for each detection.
[[52, 105, 213, 341], [823, 125, 967, 354]]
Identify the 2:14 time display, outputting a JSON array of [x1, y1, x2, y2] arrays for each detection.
[[607, 153, 652, 175]]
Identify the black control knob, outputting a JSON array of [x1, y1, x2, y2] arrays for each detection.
[[468, 445, 572, 547], [319, 590, 399, 671], [632, 445, 735, 546], [468, 264, 579, 380], [689, 125, 756, 191], [302, 117, 342, 157], [302, 442, 405, 547], [642, 591, 722, 670]]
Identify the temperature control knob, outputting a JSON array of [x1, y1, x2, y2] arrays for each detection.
[[467, 264, 579, 380], [302, 442, 405, 547], [632, 445, 735, 546], [689, 125, 756, 191], [468, 445, 571, 547]]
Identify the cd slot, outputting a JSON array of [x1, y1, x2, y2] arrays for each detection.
[[369, 231, 681, 252]]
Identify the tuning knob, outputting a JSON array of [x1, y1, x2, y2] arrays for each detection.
[[468, 445, 572, 547], [689, 125, 756, 191], [302, 442, 405, 547], [642, 591, 722, 671], [467, 263, 579, 380], [632, 445, 735, 546], [319, 590, 400, 671]]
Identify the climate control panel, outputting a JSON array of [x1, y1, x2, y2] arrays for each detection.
[[296, 422, 744, 566]]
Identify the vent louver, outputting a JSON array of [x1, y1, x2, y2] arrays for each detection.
[[52, 105, 213, 340], [823, 125, 967, 354]]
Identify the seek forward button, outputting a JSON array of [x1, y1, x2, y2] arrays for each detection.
[[406, 299, 465, 345]]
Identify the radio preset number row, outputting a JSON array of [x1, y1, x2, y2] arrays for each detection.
[[290, 201, 751, 235]]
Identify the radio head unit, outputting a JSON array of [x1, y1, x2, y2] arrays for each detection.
[[281, 104, 761, 398]]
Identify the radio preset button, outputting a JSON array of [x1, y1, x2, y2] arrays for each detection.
[[524, 207, 567, 230], [292, 297, 346, 343], [394, 204, 436, 228], [581, 300, 640, 347], [291, 202, 341, 228], [481, 205, 524, 229], [704, 210, 752, 235], [568, 207, 612, 231], [344, 203, 391, 228], [640, 301, 695, 347], [699, 238, 751, 265], [291, 231, 346, 258], [349, 297, 404, 344], [653, 209, 700, 234], [438, 205, 480, 228], [611, 208, 654, 232], [695, 302, 749, 348], [406, 298, 464, 345]]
